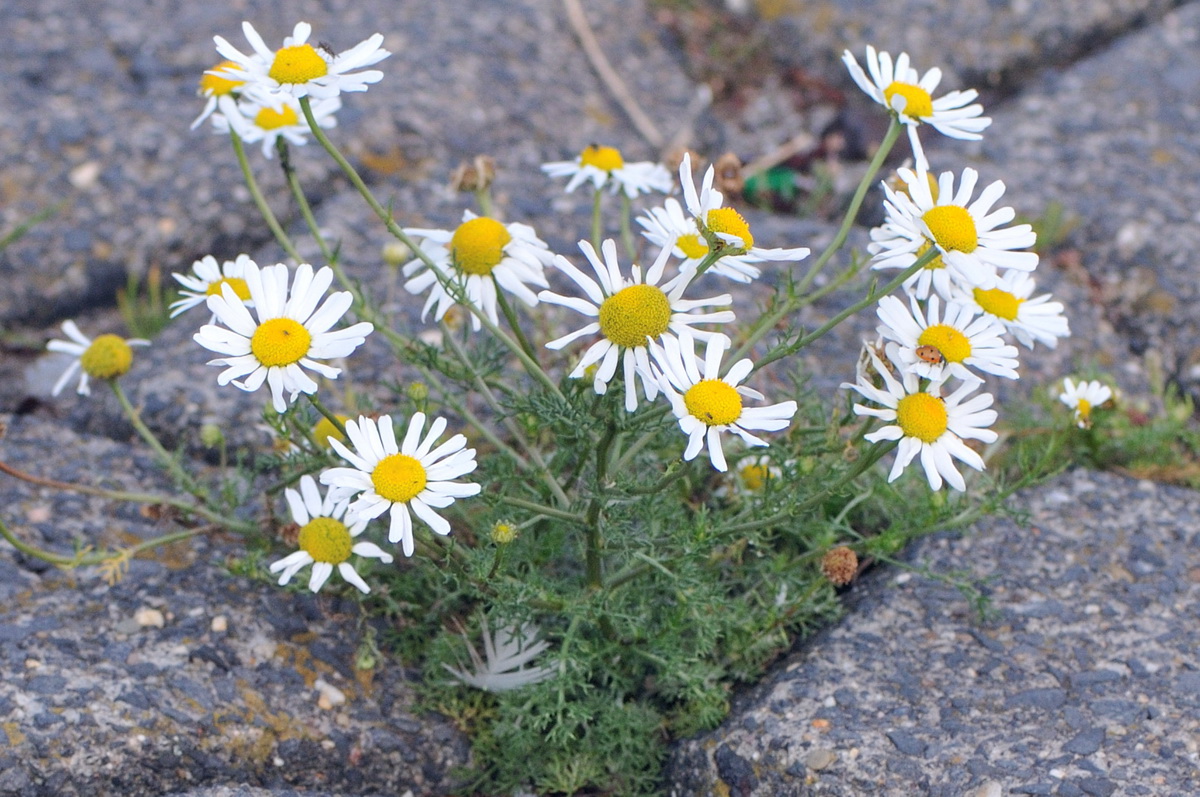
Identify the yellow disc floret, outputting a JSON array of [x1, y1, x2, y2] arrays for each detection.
[[1076, 399, 1093, 424], [917, 324, 971, 364], [739, 462, 771, 491], [684, 379, 743, 426], [371, 453, 427, 503], [895, 393, 948, 444], [579, 144, 625, 172], [269, 44, 329, 85], [705, 207, 754, 250], [312, 414, 349, 449], [915, 240, 946, 271], [883, 81, 933, 118], [922, 206, 978, 253], [298, 516, 353, 564], [677, 233, 709, 260], [598, 285, 672, 348], [973, 286, 1022, 321], [250, 318, 312, 367], [450, 217, 512, 276], [254, 104, 300, 130], [80, 335, 134, 380], [206, 277, 252, 301], [200, 61, 244, 96]]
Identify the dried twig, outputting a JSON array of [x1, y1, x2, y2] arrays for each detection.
[[562, 0, 664, 149]]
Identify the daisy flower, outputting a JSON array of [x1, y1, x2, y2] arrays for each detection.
[[843, 349, 998, 491], [320, 413, 481, 558], [959, 270, 1071, 350], [170, 254, 256, 319], [193, 261, 374, 414], [541, 144, 673, 198], [650, 330, 797, 472], [214, 21, 389, 102], [212, 93, 340, 158], [675, 154, 811, 277], [191, 60, 245, 130], [875, 294, 1019, 382], [268, 475, 393, 594], [1059, 378, 1112, 429], [46, 321, 149, 397], [870, 167, 1038, 295], [401, 211, 554, 331], [842, 45, 990, 172], [638, 197, 806, 283], [538, 239, 735, 412]]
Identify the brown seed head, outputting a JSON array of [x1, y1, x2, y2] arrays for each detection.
[[821, 546, 858, 586]]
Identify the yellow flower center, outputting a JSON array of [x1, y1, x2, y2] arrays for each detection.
[[254, 104, 300, 130], [268, 44, 329, 85], [579, 144, 625, 172], [915, 240, 946, 271], [312, 414, 349, 449], [677, 233, 709, 260], [199, 61, 244, 96], [922, 206, 978, 253], [205, 277, 252, 301], [597, 284, 672, 348], [683, 379, 743, 426], [973, 286, 1022, 321], [917, 324, 971, 364], [491, 522, 518, 545], [1076, 399, 1092, 421], [298, 516, 352, 564], [80, 335, 134, 380], [705, 207, 754, 250], [450, 217, 512, 276], [895, 393, 948, 444], [883, 81, 933, 118], [250, 318, 312, 367], [739, 463, 771, 491], [371, 453, 428, 503]]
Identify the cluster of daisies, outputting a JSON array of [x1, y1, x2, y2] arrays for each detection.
[[839, 45, 1090, 491], [192, 21, 390, 156], [403, 146, 812, 473], [41, 32, 1104, 594]]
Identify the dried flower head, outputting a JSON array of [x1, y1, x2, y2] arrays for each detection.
[[821, 546, 859, 586]]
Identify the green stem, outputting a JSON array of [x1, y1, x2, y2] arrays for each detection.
[[229, 129, 302, 262], [304, 393, 348, 439], [0, 516, 208, 570], [795, 117, 903, 296], [748, 247, 936, 373], [110, 381, 203, 499], [475, 186, 494, 218], [590, 188, 604, 252], [729, 117, 903, 362], [494, 281, 538, 363], [440, 321, 570, 507], [584, 418, 619, 589], [619, 193, 636, 261], [0, 456, 256, 534], [277, 138, 335, 264], [498, 496, 585, 524], [721, 440, 897, 535], [298, 97, 565, 402]]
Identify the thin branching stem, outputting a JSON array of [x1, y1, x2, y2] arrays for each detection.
[[229, 129, 302, 262]]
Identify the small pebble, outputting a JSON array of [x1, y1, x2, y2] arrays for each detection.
[[315, 678, 346, 709], [24, 659, 41, 670], [134, 608, 165, 628], [965, 781, 1002, 797], [210, 615, 228, 633], [803, 748, 837, 771], [68, 161, 101, 189]]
